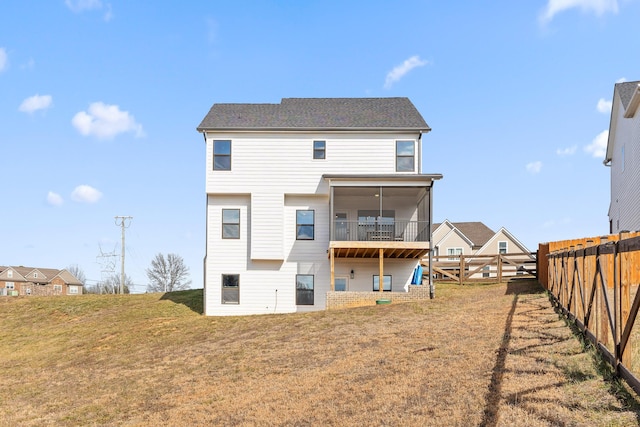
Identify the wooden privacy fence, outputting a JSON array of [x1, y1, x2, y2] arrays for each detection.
[[426, 253, 537, 285], [539, 231, 640, 395]]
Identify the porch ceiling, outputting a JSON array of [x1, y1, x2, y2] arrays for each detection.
[[329, 241, 430, 259]]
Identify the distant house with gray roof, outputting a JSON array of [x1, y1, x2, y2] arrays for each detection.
[[604, 81, 640, 233], [197, 97, 442, 316], [430, 220, 533, 278], [0, 266, 84, 296], [432, 220, 531, 258]]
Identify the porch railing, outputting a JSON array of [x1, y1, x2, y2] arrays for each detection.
[[331, 220, 430, 242]]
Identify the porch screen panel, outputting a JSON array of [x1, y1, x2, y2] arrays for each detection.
[[417, 188, 430, 242]]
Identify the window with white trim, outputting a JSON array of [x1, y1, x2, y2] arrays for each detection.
[[498, 241, 507, 254], [5, 282, 14, 290], [69, 286, 79, 295], [447, 248, 463, 261], [53, 284, 62, 292], [7, 270, 13, 278]]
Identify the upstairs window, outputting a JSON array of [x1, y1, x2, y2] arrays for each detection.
[[313, 140, 326, 159], [396, 141, 415, 172], [498, 241, 507, 254], [7, 270, 13, 278], [213, 140, 231, 170], [448, 248, 463, 261], [222, 209, 240, 239], [296, 210, 315, 240]]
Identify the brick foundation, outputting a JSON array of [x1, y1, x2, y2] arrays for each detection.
[[326, 285, 431, 310]]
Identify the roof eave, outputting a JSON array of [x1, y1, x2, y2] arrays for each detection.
[[197, 126, 431, 134]]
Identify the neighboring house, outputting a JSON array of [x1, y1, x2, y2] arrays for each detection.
[[0, 266, 84, 296], [197, 97, 442, 316], [604, 81, 640, 234], [431, 220, 533, 278]]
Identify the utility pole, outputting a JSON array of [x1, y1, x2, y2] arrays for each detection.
[[114, 216, 133, 294]]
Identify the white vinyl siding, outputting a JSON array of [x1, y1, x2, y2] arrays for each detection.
[[205, 133, 421, 195], [609, 91, 640, 233], [251, 193, 284, 260]]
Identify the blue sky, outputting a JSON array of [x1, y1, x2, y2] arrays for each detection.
[[1, 0, 637, 292]]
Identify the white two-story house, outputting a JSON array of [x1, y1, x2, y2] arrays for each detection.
[[197, 98, 442, 316], [604, 81, 640, 233]]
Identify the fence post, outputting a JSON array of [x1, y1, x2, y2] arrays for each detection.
[[459, 255, 464, 286]]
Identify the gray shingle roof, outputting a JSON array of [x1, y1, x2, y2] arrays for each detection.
[[434, 221, 496, 247], [197, 97, 430, 131], [616, 81, 640, 109]]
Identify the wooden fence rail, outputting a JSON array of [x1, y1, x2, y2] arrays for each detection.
[[425, 253, 537, 285], [539, 232, 640, 395]]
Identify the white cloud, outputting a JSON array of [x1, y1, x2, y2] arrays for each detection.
[[556, 145, 577, 156], [540, 0, 619, 24], [65, 0, 102, 12], [597, 98, 612, 114], [584, 130, 609, 158], [384, 55, 428, 89], [71, 185, 103, 203], [47, 191, 63, 207], [616, 77, 627, 83], [19, 94, 53, 113], [72, 102, 144, 139], [526, 161, 543, 174], [0, 47, 7, 72], [65, 0, 113, 21]]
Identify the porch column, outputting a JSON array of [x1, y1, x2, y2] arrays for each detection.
[[379, 248, 384, 292], [330, 247, 335, 291]]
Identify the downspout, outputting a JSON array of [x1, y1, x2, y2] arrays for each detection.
[[429, 182, 435, 299], [202, 131, 208, 314]]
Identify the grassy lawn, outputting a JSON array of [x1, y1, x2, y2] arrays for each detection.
[[0, 280, 638, 426]]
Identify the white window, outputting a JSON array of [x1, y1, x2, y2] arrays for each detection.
[[213, 140, 232, 171], [34, 272, 38, 278], [373, 275, 392, 292], [5, 282, 14, 290], [447, 248, 463, 261], [296, 275, 314, 305], [7, 270, 13, 278], [396, 141, 415, 172], [69, 286, 79, 295], [334, 277, 348, 292], [482, 266, 490, 278], [222, 209, 240, 239], [222, 274, 239, 304], [498, 241, 507, 254], [313, 140, 326, 159], [53, 284, 62, 292]]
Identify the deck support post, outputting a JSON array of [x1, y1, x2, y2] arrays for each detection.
[[379, 248, 384, 292]]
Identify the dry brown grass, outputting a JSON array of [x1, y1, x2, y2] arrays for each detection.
[[0, 280, 638, 426]]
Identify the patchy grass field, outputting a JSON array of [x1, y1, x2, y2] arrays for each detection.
[[0, 280, 638, 426]]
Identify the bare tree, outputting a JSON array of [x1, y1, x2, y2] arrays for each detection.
[[66, 264, 87, 285], [146, 253, 191, 293], [85, 274, 133, 294]]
